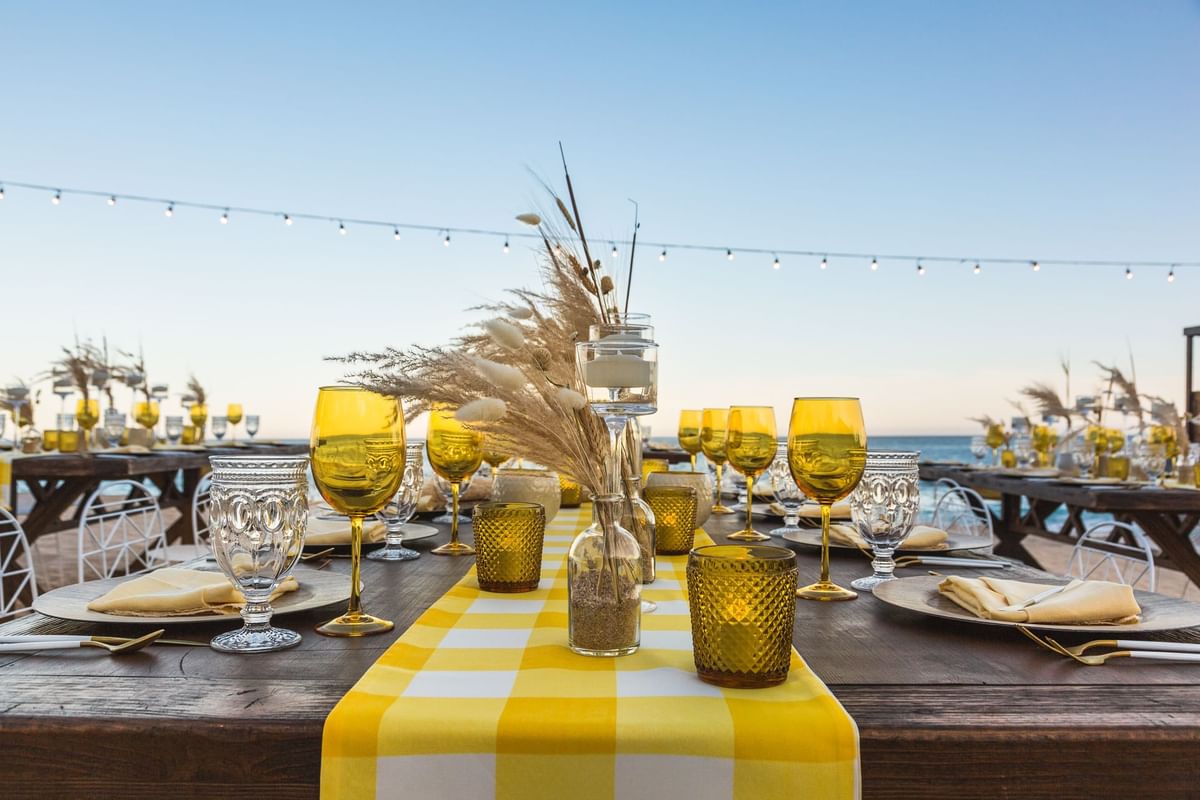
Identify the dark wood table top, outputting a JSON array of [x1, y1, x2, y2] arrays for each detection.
[[3, 506, 1200, 798], [11, 442, 310, 478], [920, 461, 1200, 512]]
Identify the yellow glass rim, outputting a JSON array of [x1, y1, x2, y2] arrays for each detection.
[[644, 485, 696, 498], [728, 404, 773, 409], [791, 396, 860, 401], [690, 544, 796, 564], [474, 501, 543, 513], [317, 384, 379, 393]]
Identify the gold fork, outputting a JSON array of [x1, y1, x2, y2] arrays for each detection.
[[0, 629, 164, 655], [1017, 626, 1200, 666], [1049, 636, 1200, 657]]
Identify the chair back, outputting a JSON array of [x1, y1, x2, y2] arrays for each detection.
[[192, 473, 214, 556], [77, 480, 168, 583], [1067, 521, 1156, 592], [0, 506, 37, 619], [931, 486, 994, 541]]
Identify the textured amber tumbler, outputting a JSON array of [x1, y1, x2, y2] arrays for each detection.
[[473, 502, 546, 593], [559, 474, 584, 507], [645, 485, 698, 555], [687, 545, 799, 688]]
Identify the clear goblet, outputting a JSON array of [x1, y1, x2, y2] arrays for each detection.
[[165, 416, 184, 446], [207, 455, 309, 653], [245, 415, 260, 441], [1136, 441, 1166, 488], [368, 442, 425, 562], [212, 415, 229, 442], [849, 451, 921, 592], [1072, 436, 1095, 479], [768, 444, 805, 537], [969, 435, 989, 467], [102, 409, 126, 449]]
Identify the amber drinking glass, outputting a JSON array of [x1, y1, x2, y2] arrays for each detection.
[[644, 485, 698, 555], [42, 430, 59, 452], [725, 406, 777, 542], [190, 403, 209, 439], [472, 501, 545, 593], [677, 409, 703, 470], [788, 397, 867, 601], [687, 544, 798, 688], [134, 401, 160, 432], [76, 398, 100, 443], [426, 404, 484, 556], [700, 408, 734, 515], [310, 386, 406, 636]]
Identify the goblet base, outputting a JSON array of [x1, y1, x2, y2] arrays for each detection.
[[432, 540, 476, 556], [710, 503, 736, 515], [727, 528, 770, 542], [316, 611, 395, 637], [769, 525, 800, 537], [366, 545, 421, 561], [796, 580, 858, 601], [850, 575, 894, 592], [211, 625, 301, 654], [432, 512, 472, 525]]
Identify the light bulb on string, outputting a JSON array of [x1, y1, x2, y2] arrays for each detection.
[[772, 256, 781, 270], [726, 249, 734, 261], [1125, 267, 1134, 280], [659, 249, 667, 262], [917, 263, 926, 276], [220, 210, 229, 225], [51, 190, 61, 205], [283, 214, 293, 226], [443, 233, 451, 247], [820, 257, 827, 270], [974, 263, 981, 275], [1167, 268, 1176, 283], [107, 195, 116, 206], [1031, 261, 1040, 272], [338, 222, 347, 236], [393, 228, 401, 240], [502, 239, 510, 254], [164, 203, 174, 218], [611, 244, 618, 258], [0, 185, 5, 200], [870, 258, 878, 271]]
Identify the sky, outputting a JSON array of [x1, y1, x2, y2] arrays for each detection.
[[2, 1, 1198, 439]]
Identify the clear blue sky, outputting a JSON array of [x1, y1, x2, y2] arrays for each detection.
[[2, 1, 1197, 437]]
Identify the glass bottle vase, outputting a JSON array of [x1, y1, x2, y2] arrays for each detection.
[[568, 494, 642, 657]]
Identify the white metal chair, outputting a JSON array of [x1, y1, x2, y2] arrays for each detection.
[[932, 477, 959, 505], [191, 473, 213, 556], [1066, 521, 1156, 592], [77, 480, 168, 583], [932, 485, 994, 541], [0, 506, 38, 619]]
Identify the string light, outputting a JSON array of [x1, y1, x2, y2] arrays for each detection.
[[659, 249, 667, 262], [164, 203, 174, 217], [772, 256, 781, 270], [393, 227, 401, 240], [917, 262, 926, 276], [1168, 268, 1176, 283], [443, 233, 451, 247], [1125, 267, 1134, 280], [1, 179, 1196, 280], [870, 258, 878, 271], [220, 210, 229, 224], [502, 239, 510, 254]]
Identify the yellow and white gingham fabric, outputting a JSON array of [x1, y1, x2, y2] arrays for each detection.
[[321, 506, 860, 799]]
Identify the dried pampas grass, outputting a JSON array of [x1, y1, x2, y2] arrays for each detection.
[[456, 398, 507, 423]]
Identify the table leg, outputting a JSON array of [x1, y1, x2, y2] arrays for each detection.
[[1129, 512, 1200, 587], [992, 492, 1040, 566], [19, 477, 98, 545], [163, 468, 202, 546]]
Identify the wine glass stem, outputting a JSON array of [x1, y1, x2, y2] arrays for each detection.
[[449, 481, 461, 544], [605, 415, 628, 496], [715, 463, 724, 507], [819, 503, 832, 584], [744, 472, 755, 528], [689, 453, 696, 471], [348, 514, 364, 616]]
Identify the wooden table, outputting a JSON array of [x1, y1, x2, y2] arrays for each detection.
[[2, 509, 1199, 798], [9, 443, 309, 546], [919, 462, 1200, 584]]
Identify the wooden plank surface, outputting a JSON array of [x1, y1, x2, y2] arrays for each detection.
[[2, 504, 1200, 798]]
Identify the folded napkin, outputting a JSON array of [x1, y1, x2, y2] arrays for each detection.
[[937, 575, 1141, 625], [796, 502, 852, 519], [304, 515, 388, 546], [828, 523, 949, 551], [98, 445, 153, 455], [87, 568, 299, 616], [415, 476, 494, 512]]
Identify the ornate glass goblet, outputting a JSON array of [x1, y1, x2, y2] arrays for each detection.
[[208, 455, 309, 653], [102, 409, 126, 449], [848, 451, 920, 592], [768, 444, 805, 537], [369, 442, 425, 561], [165, 416, 184, 446]]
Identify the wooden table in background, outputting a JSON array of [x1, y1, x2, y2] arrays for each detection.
[[9, 443, 309, 546], [2, 508, 1199, 798], [919, 462, 1200, 583]]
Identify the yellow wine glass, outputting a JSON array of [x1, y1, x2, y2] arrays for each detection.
[[677, 409, 703, 470], [426, 404, 485, 556], [700, 408, 735, 515], [788, 397, 867, 601], [76, 398, 100, 451], [227, 403, 244, 443], [310, 386, 406, 636], [985, 423, 1006, 466], [190, 403, 208, 440], [725, 406, 777, 542], [134, 401, 160, 431]]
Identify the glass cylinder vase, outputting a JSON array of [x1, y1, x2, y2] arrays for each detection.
[[568, 494, 642, 657]]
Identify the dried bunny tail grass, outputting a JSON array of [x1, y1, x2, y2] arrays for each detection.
[[554, 387, 588, 410], [456, 398, 507, 423], [515, 213, 541, 226], [482, 318, 525, 350], [474, 357, 527, 392], [507, 306, 534, 320], [555, 196, 577, 231], [600, 275, 614, 294]]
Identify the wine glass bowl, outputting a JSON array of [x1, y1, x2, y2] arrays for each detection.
[[426, 405, 485, 556], [102, 409, 126, 449], [369, 442, 426, 562], [244, 415, 260, 441], [165, 416, 184, 446], [310, 386, 406, 636], [700, 408, 735, 515], [768, 444, 805, 536], [134, 401, 160, 432], [677, 409, 703, 470], [788, 397, 867, 601], [724, 406, 776, 542]]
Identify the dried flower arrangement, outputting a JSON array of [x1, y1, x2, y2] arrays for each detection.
[[49, 337, 109, 403], [187, 374, 207, 406]]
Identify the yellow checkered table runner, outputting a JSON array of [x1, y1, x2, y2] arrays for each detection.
[[321, 506, 860, 799]]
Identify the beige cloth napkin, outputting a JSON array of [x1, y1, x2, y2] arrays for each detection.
[[938, 575, 1141, 625], [797, 502, 852, 519], [304, 515, 388, 546], [828, 523, 949, 551], [87, 568, 299, 616]]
